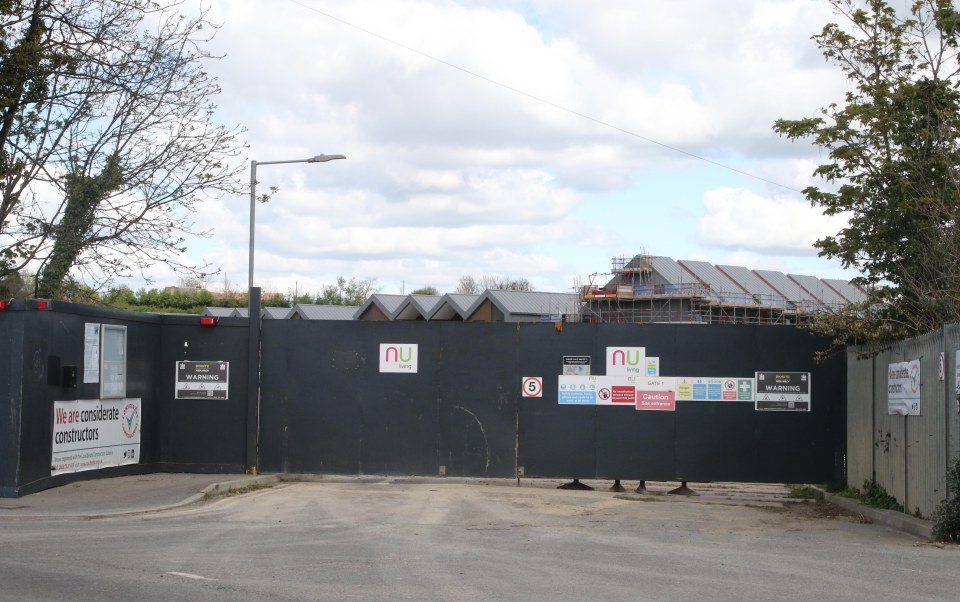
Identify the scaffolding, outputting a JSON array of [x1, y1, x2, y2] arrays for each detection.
[[576, 254, 849, 326]]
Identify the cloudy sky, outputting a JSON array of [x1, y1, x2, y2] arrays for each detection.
[[147, 0, 858, 296]]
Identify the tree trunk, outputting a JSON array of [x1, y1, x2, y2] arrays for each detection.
[[36, 154, 122, 298]]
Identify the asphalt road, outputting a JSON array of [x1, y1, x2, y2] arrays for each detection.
[[1, 479, 957, 601]]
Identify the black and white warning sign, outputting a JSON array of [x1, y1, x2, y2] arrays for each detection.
[[755, 371, 810, 411], [562, 356, 591, 375], [175, 361, 229, 400]]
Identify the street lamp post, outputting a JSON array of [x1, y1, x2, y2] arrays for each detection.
[[245, 153, 345, 473], [248, 154, 346, 295]]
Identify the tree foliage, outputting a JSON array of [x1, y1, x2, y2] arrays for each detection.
[[316, 276, 377, 306], [410, 286, 438, 296], [456, 274, 533, 294], [1, 0, 245, 298], [101, 285, 221, 314], [774, 0, 960, 342]]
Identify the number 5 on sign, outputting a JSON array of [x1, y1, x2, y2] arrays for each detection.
[[522, 376, 543, 398]]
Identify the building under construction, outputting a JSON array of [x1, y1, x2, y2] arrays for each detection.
[[578, 254, 867, 325]]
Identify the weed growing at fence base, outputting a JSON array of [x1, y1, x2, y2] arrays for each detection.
[[839, 479, 904, 512], [788, 485, 824, 501]]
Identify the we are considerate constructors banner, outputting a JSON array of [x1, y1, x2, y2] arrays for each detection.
[[51, 398, 141, 475]]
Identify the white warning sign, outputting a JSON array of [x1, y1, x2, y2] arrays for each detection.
[[175, 361, 229, 400]]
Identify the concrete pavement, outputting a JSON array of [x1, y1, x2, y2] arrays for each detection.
[[0, 473, 278, 519], [0, 473, 937, 541]]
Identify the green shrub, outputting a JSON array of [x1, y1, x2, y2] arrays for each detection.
[[933, 457, 960, 542], [858, 479, 904, 511]]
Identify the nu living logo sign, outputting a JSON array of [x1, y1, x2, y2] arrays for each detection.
[[606, 347, 645, 376], [380, 344, 419, 373]]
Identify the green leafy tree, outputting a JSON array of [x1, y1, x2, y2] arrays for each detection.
[[316, 277, 377, 306], [1, 1, 245, 298], [410, 286, 439, 295], [774, 0, 960, 342], [100, 286, 217, 313]]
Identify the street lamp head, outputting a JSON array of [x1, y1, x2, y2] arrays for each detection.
[[308, 154, 346, 163]]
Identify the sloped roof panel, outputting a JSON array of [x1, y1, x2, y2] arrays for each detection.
[[678, 260, 737, 291], [717, 265, 782, 297], [822, 279, 868, 303], [430, 294, 479, 320], [355, 293, 408, 320], [263, 307, 293, 319], [753, 270, 814, 303], [648, 256, 689, 284], [789, 274, 847, 306], [679, 260, 755, 305], [202, 307, 236, 317], [292, 304, 357, 320], [485, 290, 580, 317]]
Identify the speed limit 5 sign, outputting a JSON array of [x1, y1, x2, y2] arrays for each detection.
[[522, 376, 543, 397]]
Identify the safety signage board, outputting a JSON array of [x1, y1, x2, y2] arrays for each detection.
[[645, 357, 660, 376], [558, 375, 598, 404], [887, 360, 920, 416], [560, 375, 637, 405], [522, 376, 543, 398], [175, 361, 229, 400], [562, 356, 591, 375], [636, 376, 676, 411], [755, 372, 810, 411]]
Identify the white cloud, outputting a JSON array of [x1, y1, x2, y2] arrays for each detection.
[[695, 187, 848, 256], [86, 0, 862, 295]]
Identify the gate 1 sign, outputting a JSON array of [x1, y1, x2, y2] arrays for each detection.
[[887, 360, 921, 416], [755, 372, 811, 411], [380, 344, 418, 373]]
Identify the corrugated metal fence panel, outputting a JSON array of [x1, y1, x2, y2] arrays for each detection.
[[871, 345, 904, 504], [855, 330, 952, 519], [946, 324, 960, 463], [846, 349, 874, 488], [904, 331, 947, 517]]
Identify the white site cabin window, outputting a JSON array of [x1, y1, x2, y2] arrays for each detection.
[[100, 324, 127, 398]]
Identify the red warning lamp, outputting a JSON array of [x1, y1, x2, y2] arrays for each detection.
[[199, 316, 218, 327], [35, 299, 49, 310], [0, 299, 7, 310]]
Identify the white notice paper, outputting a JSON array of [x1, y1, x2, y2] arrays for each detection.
[[83, 323, 100, 383]]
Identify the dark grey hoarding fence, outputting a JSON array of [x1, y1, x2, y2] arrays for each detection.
[[0, 301, 251, 497], [258, 320, 845, 484], [2, 303, 844, 497]]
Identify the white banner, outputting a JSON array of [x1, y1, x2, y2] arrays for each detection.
[[888, 360, 921, 416], [51, 398, 141, 475]]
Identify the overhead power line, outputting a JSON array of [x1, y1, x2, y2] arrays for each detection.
[[286, 0, 803, 194]]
